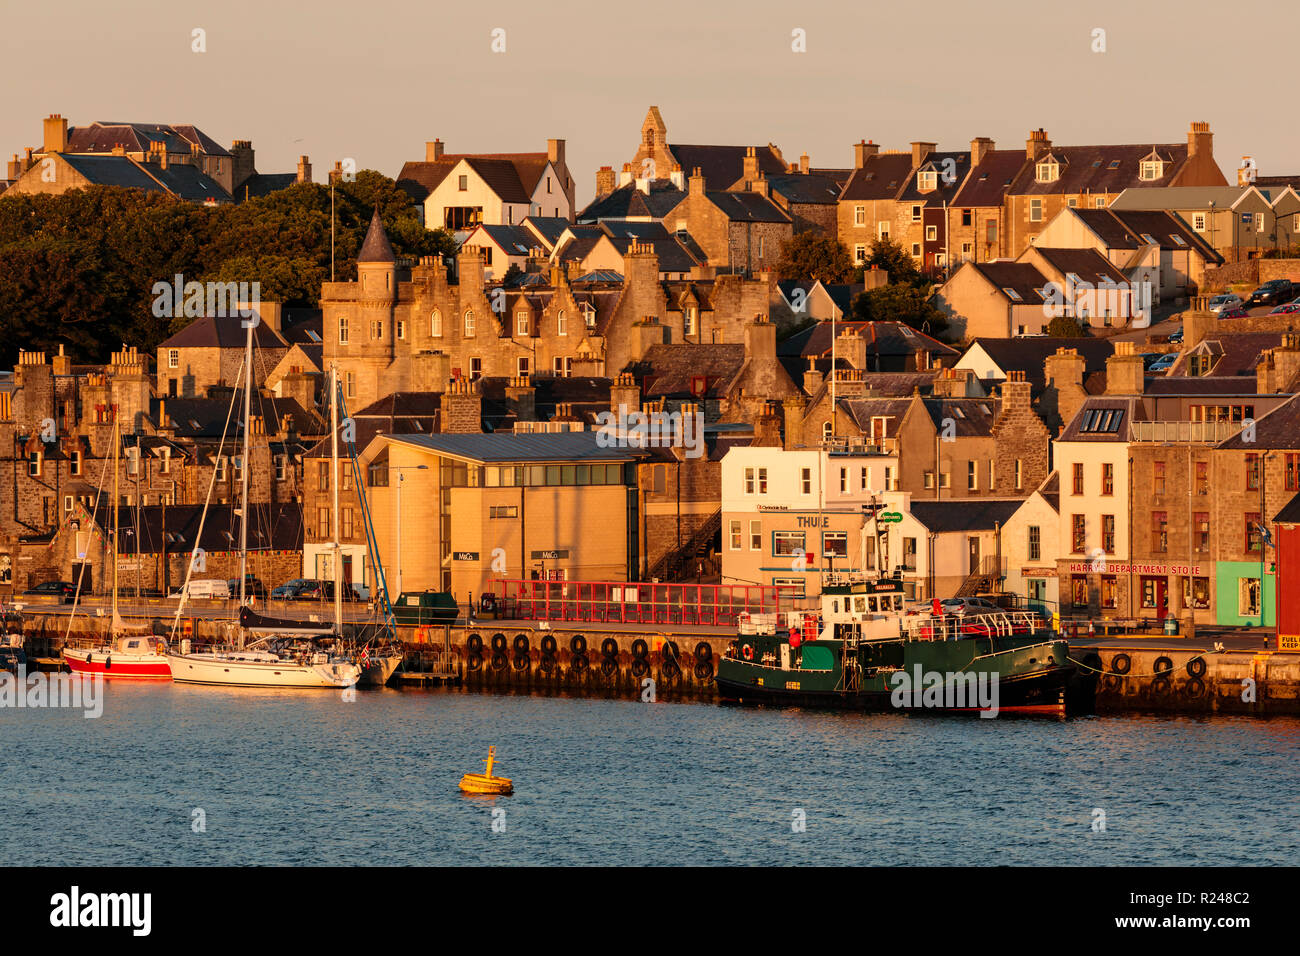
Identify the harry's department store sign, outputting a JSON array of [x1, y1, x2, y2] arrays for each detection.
[[1066, 562, 1208, 575]]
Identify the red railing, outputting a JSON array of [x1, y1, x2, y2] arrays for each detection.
[[488, 579, 797, 627]]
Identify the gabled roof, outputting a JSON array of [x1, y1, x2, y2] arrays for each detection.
[[1168, 332, 1289, 378], [1108, 185, 1255, 211], [838, 397, 915, 435], [65, 121, 229, 157], [1010, 143, 1192, 196], [630, 343, 746, 398], [766, 172, 844, 206], [705, 190, 791, 223], [576, 180, 686, 222], [159, 315, 289, 351], [779, 320, 957, 360], [920, 397, 999, 437], [1216, 394, 1300, 450], [58, 153, 173, 192], [81, 502, 302, 556], [670, 144, 786, 190], [396, 151, 551, 203], [908, 499, 1024, 533], [522, 216, 571, 249], [469, 223, 544, 257], [968, 261, 1051, 304], [1057, 396, 1139, 442], [961, 337, 1115, 395], [1032, 247, 1132, 286], [895, 151, 973, 205], [838, 153, 914, 202], [1072, 207, 1222, 262], [952, 149, 1030, 207]]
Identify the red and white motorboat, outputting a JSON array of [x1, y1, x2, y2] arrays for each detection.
[[63, 634, 171, 680]]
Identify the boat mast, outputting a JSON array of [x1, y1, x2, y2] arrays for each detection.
[[238, 318, 253, 607], [111, 418, 120, 631], [330, 363, 343, 636]]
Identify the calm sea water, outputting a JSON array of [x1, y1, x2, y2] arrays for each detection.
[[1, 683, 1296, 866]]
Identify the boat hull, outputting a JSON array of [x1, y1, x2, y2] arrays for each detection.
[[357, 654, 402, 687], [63, 647, 171, 680], [166, 652, 359, 688]]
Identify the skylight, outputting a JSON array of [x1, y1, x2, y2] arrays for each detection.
[[1003, 287, 1023, 301]]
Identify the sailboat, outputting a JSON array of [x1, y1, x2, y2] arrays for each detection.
[[63, 420, 172, 680], [165, 319, 361, 689]]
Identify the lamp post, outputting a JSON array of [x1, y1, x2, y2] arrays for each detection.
[[393, 464, 428, 598]]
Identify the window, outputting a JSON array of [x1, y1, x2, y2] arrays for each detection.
[[232, 456, 243, 483], [750, 520, 762, 551], [464, 310, 475, 337], [1246, 513, 1262, 552], [910, 243, 921, 257], [516, 312, 530, 336], [517, 356, 529, 377], [557, 310, 566, 336], [1072, 462, 1084, 495], [1287, 454, 1300, 492], [986, 219, 997, 243], [338, 316, 349, 344], [1035, 160, 1059, 183], [1196, 461, 1209, 495], [1139, 160, 1163, 181], [1153, 461, 1166, 495], [917, 170, 937, 192], [773, 531, 806, 556], [839, 468, 848, 494], [341, 508, 354, 540], [317, 507, 330, 539], [274, 455, 286, 481], [63, 495, 73, 513], [923, 471, 935, 489], [967, 460, 977, 491], [1028, 526, 1040, 562], [469, 357, 482, 381], [730, 520, 742, 550], [458, 174, 468, 191], [215, 457, 227, 481], [1194, 512, 1209, 551], [371, 319, 384, 340], [1072, 514, 1086, 552], [1066, 197, 1077, 208], [854, 244, 867, 264], [126, 447, 140, 477], [823, 532, 848, 558], [70, 450, 83, 476], [396, 319, 405, 340], [489, 505, 518, 519], [683, 307, 697, 336], [877, 222, 890, 241], [1072, 575, 1088, 608], [168, 349, 179, 369], [1015, 459, 1023, 491], [801, 467, 812, 495], [1192, 212, 1207, 232], [1102, 462, 1113, 496], [553, 356, 572, 377], [961, 209, 972, 227], [1152, 512, 1168, 552], [854, 205, 865, 226], [1245, 454, 1260, 491], [925, 225, 937, 241], [821, 421, 834, 442], [318, 461, 330, 490], [911, 204, 922, 223], [345, 371, 356, 398], [772, 577, 807, 599], [1239, 578, 1261, 617], [431, 310, 442, 337], [1094, 197, 1106, 208], [1029, 198, 1043, 222], [1102, 514, 1115, 554]]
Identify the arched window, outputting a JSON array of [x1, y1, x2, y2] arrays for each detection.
[[464, 310, 475, 337], [430, 309, 442, 337], [557, 310, 567, 336], [822, 421, 834, 441]]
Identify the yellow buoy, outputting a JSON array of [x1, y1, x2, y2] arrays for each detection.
[[459, 745, 514, 795]]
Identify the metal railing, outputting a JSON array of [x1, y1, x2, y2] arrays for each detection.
[[488, 579, 796, 627], [1129, 421, 1243, 443]]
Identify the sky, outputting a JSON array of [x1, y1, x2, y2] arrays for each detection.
[[2, 0, 1293, 207]]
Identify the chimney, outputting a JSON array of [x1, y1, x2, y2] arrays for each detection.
[[610, 372, 640, 414], [440, 379, 482, 433], [799, 152, 810, 174], [753, 401, 783, 448], [837, 329, 867, 372], [1105, 341, 1145, 395], [52, 343, 71, 377], [970, 137, 994, 167], [619, 163, 633, 188], [744, 315, 777, 370], [1026, 128, 1051, 161], [1270, 333, 1300, 392], [999, 370, 1032, 411], [547, 138, 566, 173], [506, 375, 536, 422], [43, 114, 67, 154], [853, 140, 879, 169], [742, 146, 760, 185], [782, 399, 804, 451], [688, 167, 705, 197], [1043, 346, 1086, 428], [426, 139, 444, 162], [910, 141, 936, 169], [803, 356, 823, 395], [632, 316, 668, 360], [933, 367, 975, 398], [669, 163, 685, 190], [1188, 121, 1212, 160], [7, 155, 20, 181], [296, 155, 312, 184], [595, 165, 616, 196]]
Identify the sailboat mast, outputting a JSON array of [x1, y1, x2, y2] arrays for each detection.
[[111, 419, 120, 625], [238, 318, 253, 606], [330, 364, 343, 635]]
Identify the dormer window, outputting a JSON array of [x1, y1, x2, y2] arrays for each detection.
[[917, 169, 938, 192], [1035, 160, 1060, 183], [684, 306, 698, 336], [1139, 160, 1164, 181]]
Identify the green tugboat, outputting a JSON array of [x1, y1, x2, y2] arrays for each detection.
[[715, 576, 1072, 716]]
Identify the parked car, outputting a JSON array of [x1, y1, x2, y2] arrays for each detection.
[[939, 597, 1001, 615], [1219, 307, 1249, 319], [1168, 327, 1184, 344], [270, 578, 312, 600], [1246, 279, 1295, 307], [168, 578, 231, 600], [289, 580, 362, 602], [1268, 303, 1300, 315], [1148, 353, 1178, 373], [226, 577, 267, 598], [1206, 293, 1243, 314], [1138, 352, 1161, 369], [22, 580, 77, 603]]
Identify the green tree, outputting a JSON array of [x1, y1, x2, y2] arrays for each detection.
[[775, 232, 855, 284], [861, 237, 922, 286], [851, 282, 949, 337], [1046, 315, 1089, 337]]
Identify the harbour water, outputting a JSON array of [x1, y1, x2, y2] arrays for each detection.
[[2, 683, 1296, 866]]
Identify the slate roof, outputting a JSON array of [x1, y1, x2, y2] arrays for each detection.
[[58, 153, 172, 192], [838, 153, 914, 202], [630, 344, 746, 398], [671, 144, 787, 190], [1032, 247, 1132, 285], [895, 150, 973, 205], [522, 216, 571, 249], [383, 431, 640, 463], [472, 224, 544, 256], [396, 152, 551, 203], [705, 190, 791, 223], [65, 122, 229, 157], [304, 391, 442, 458], [952, 150, 1030, 207], [606, 236, 704, 273], [766, 172, 844, 206], [1008, 143, 1191, 196], [154, 394, 321, 440], [779, 320, 957, 360], [963, 337, 1116, 396], [1073, 207, 1222, 262], [1168, 333, 1288, 378], [908, 499, 1024, 533], [1057, 397, 1140, 442], [1217, 394, 1300, 450], [576, 180, 686, 222], [969, 261, 1051, 303], [159, 315, 289, 351], [357, 208, 396, 263], [479, 376, 616, 429], [146, 162, 233, 203], [1037, 471, 1060, 513], [838, 398, 914, 436], [1108, 185, 1251, 211], [233, 172, 298, 202]]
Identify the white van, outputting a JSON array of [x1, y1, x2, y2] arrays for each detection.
[[170, 579, 232, 600]]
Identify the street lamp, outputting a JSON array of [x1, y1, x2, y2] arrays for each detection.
[[393, 464, 428, 598]]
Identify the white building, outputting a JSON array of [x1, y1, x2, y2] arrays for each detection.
[[720, 444, 899, 599], [1002, 472, 1062, 612]]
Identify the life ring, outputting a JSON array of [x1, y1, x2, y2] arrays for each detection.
[[694, 641, 713, 663], [467, 633, 484, 655], [570, 635, 587, 656], [155, 640, 165, 656], [490, 633, 507, 653], [1186, 657, 1206, 678], [513, 634, 530, 655], [1185, 676, 1206, 698], [630, 638, 648, 659], [1111, 652, 1131, 675], [600, 638, 619, 659], [540, 635, 557, 656], [1153, 656, 1174, 677], [742, 643, 754, 661]]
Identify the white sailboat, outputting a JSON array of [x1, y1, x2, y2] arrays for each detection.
[[166, 319, 361, 689]]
